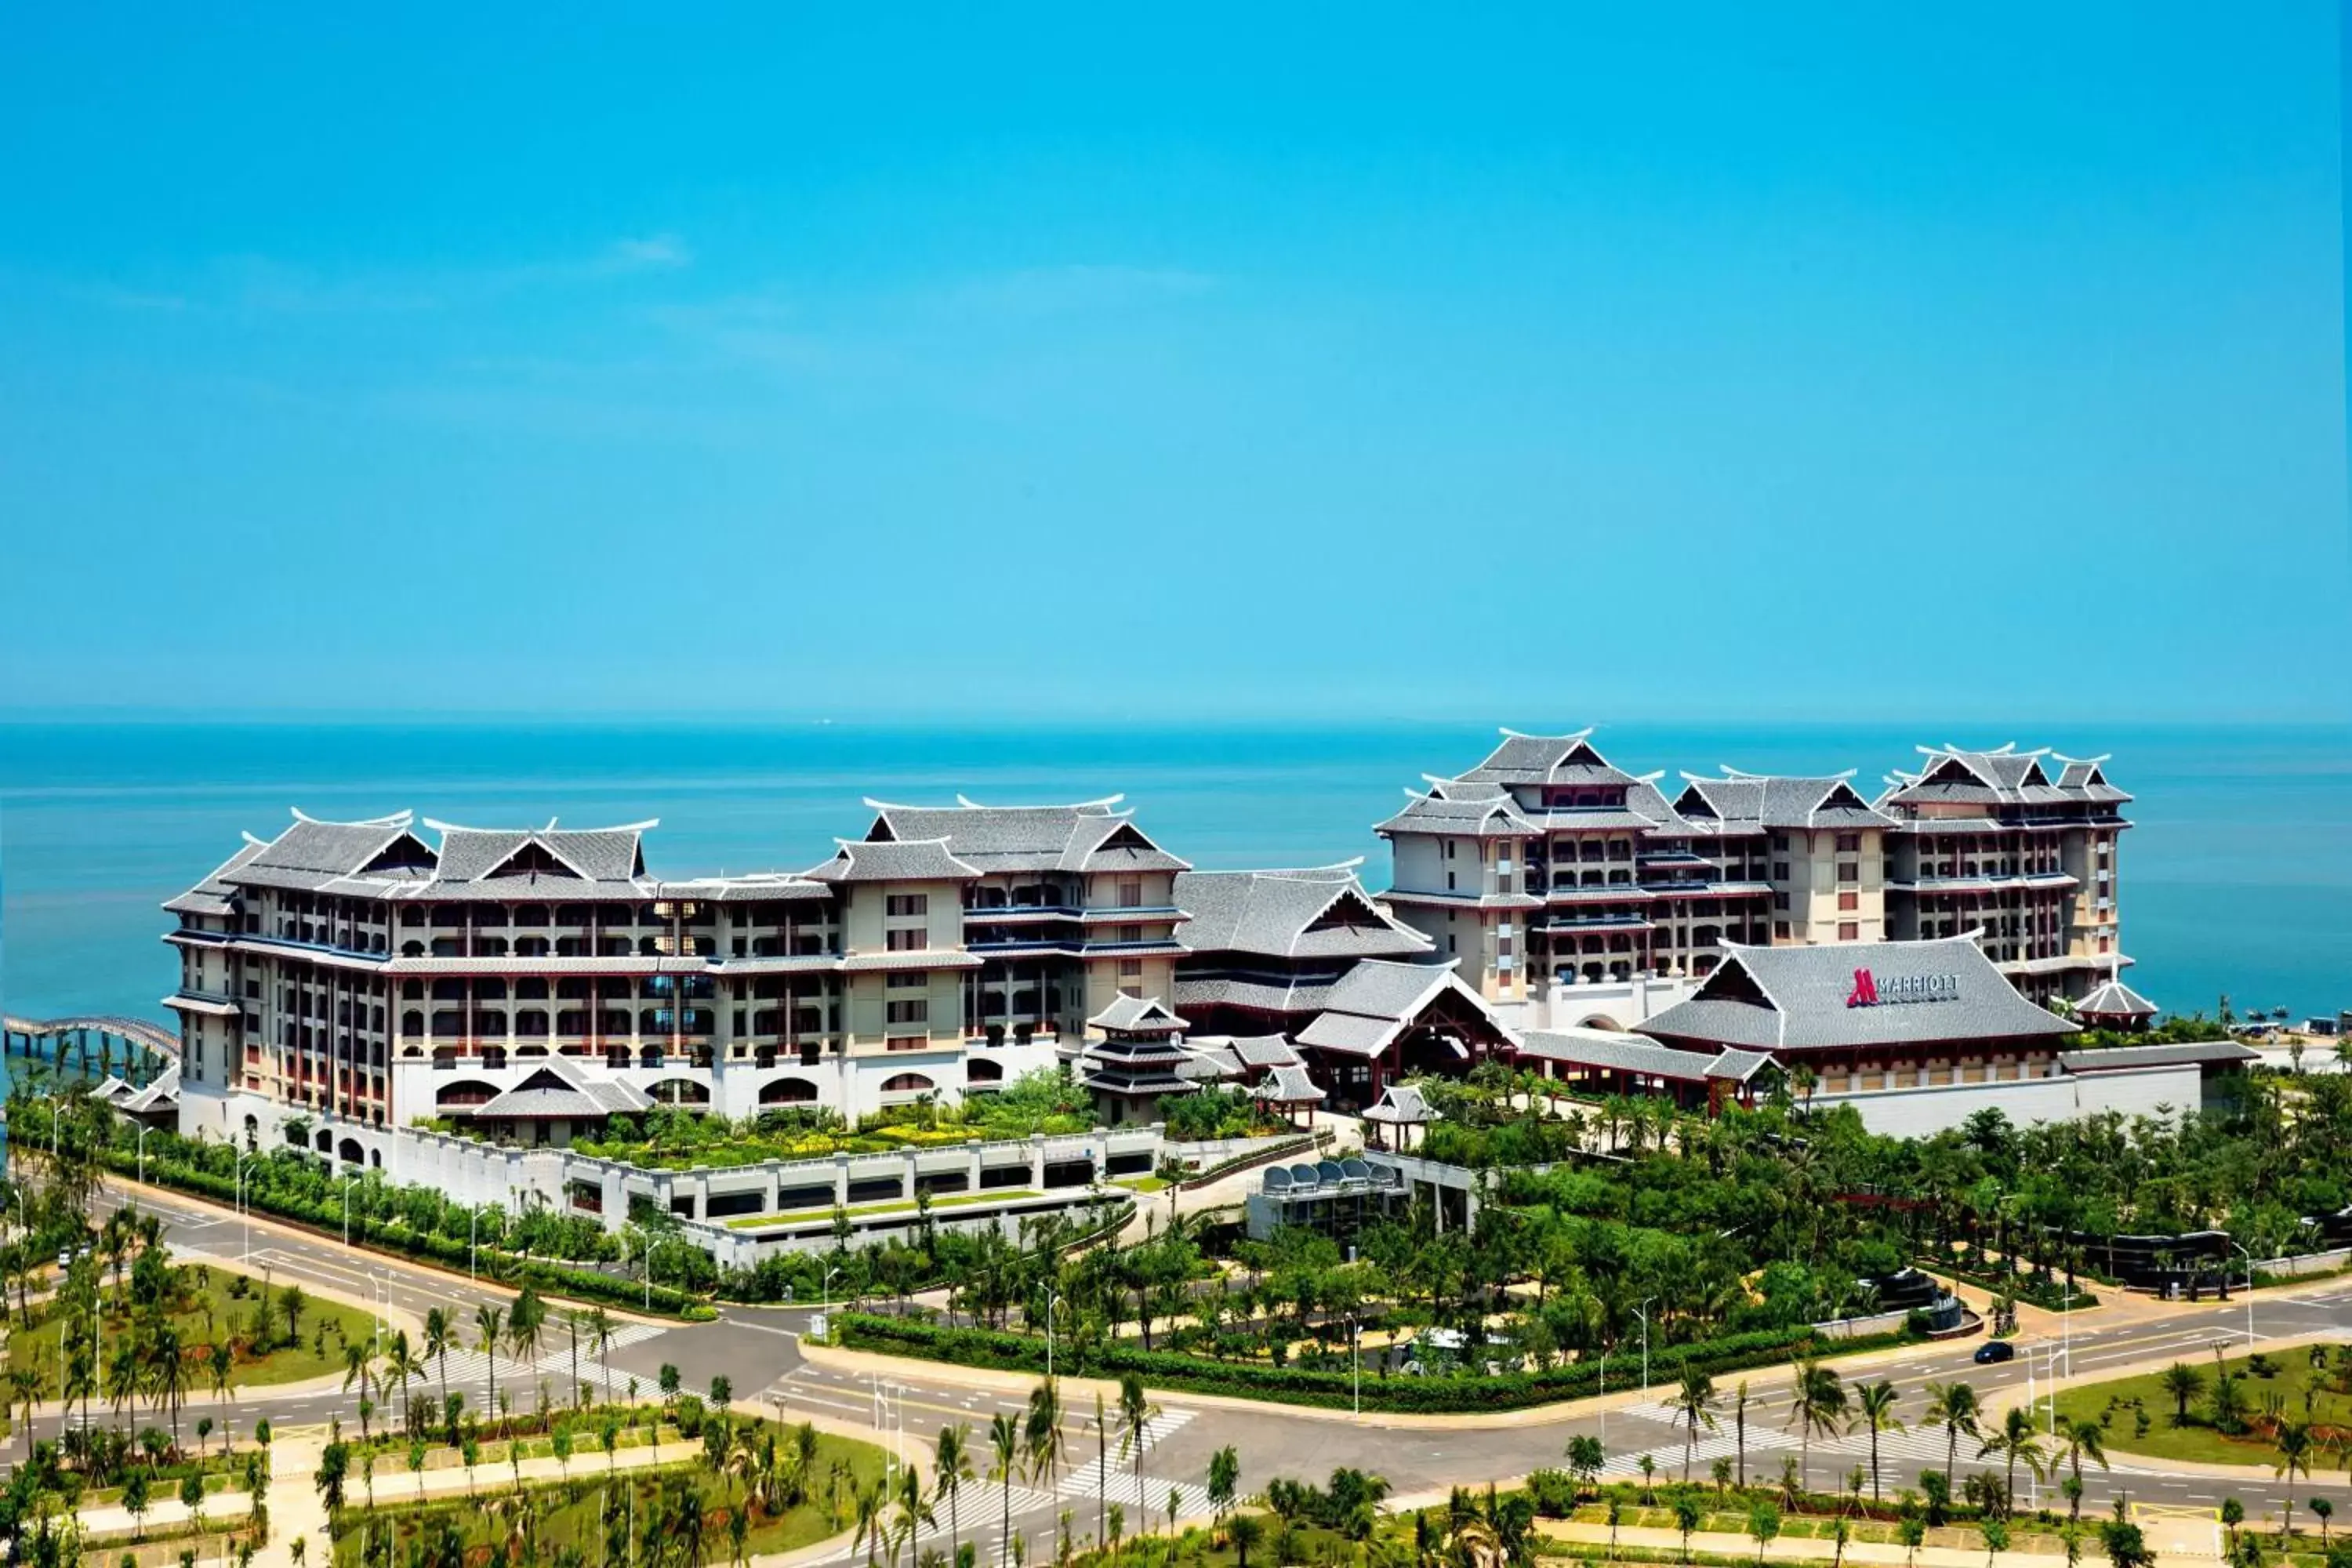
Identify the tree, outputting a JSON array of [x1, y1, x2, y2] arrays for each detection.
[[2273, 1423, 2316, 1516], [424, 1307, 455, 1409], [278, 1284, 308, 1348], [1854, 1381, 1904, 1502], [474, 1305, 506, 1419], [1566, 1436, 1605, 1499], [1924, 1381, 1982, 1489], [1208, 1445, 1240, 1530], [1671, 1368, 1720, 1485], [1976, 1407, 2047, 1516], [1898, 1516, 1926, 1568], [1787, 1361, 1849, 1496], [408, 1439, 427, 1502], [123, 1470, 151, 1542], [935, 1423, 975, 1568], [1022, 1380, 1067, 1489], [2310, 1497, 2333, 1548], [1734, 1381, 1752, 1488], [314, 1440, 350, 1521], [1228, 1515, 1265, 1568], [2052, 1416, 2109, 1519], [1982, 1516, 2010, 1568], [1746, 1501, 1780, 1564], [2159, 1363, 2206, 1427], [1117, 1374, 1160, 1525], [710, 1374, 733, 1407], [988, 1411, 1022, 1568], [2100, 1519, 2154, 1568], [1673, 1494, 1702, 1563], [179, 1472, 205, 1530]]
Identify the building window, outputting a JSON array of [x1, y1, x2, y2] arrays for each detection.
[[1773, 920, 1791, 939], [1772, 891, 1790, 911], [886, 893, 927, 918], [1837, 921, 1859, 941], [1117, 880, 1143, 908], [884, 1040, 927, 1055], [884, 929, 925, 953], [1118, 924, 1142, 944], [1835, 833, 1860, 852], [1118, 958, 1143, 978], [886, 970, 925, 989], [1769, 834, 1789, 851], [885, 999, 928, 1025], [1837, 862, 1857, 883], [1838, 891, 1858, 912]]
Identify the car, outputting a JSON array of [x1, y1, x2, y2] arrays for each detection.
[[1973, 1340, 2016, 1365]]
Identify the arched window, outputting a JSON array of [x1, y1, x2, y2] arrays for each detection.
[[645, 1078, 711, 1106], [437, 1080, 499, 1109], [757, 1077, 818, 1105], [880, 1073, 934, 1094], [964, 1058, 1004, 1083]]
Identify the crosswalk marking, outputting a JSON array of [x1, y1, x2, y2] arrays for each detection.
[[405, 1323, 669, 1399]]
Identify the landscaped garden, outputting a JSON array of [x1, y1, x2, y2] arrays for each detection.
[[320, 1409, 886, 1568], [2053, 1344, 2352, 1468], [5, 1232, 381, 1406]]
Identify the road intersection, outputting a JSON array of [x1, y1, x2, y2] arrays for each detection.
[[76, 1182, 2350, 1562]]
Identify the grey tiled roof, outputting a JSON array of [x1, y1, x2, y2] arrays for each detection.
[[864, 800, 1191, 874], [165, 839, 270, 915], [1673, 775, 1896, 833], [1173, 866, 1431, 960], [1642, 935, 2077, 1053], [1252, 1065, 1326, 1104], [1374, 789, 1541, 838], [1173, 976, 1335, 1015], [1224, 1034, 1305, 1069], [807, 838, 981, 883], [1362, 1083, 1435, 1123], [1458, 730, 1638, 789], [469, 1063, 652, 1119], [1294, 960, 1517, 1057], [1517, 1029, 1725, 1080], [2076, 978, 2157, 1018], [1088, 993, 1189, 1033]]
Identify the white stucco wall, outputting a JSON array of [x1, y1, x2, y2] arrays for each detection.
[[1812, 1063, 2210, 1138]]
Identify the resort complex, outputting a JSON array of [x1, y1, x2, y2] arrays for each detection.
[[154, 728, 2251, 1229]]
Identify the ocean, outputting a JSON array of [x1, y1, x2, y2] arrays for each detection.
[[2, 719, 2347, 1030]]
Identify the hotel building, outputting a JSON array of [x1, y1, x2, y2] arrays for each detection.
[[164, 798, 1191, 1164], [1376, 731, 2132, 1029]]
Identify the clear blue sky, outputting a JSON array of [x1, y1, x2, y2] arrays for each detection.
[[2, 4, 2343, 722]]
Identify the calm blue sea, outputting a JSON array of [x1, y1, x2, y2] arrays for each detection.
[[3, 720, 2348, 1032]]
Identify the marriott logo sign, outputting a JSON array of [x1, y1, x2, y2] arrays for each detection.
[[1846, 969, 1959, 1007]]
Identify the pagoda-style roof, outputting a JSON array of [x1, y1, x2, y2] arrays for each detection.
[[860, 797, 1191, 876], [2076, 978, 2157, 1021], [1087, 994, 1189, 1035]]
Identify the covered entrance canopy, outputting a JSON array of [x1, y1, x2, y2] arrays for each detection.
[[1294, 959, 1520, 1110]]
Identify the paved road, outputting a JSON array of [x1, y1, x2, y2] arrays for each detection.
[[74, 1184, 2352, 1561]]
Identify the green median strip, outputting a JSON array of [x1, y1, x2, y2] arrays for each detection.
[[724, 1189, 1045, 1230]]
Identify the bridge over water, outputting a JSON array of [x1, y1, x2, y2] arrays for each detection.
[[0, 1014, 178, 1087]]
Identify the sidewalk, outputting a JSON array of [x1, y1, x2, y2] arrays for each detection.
[[1535, 1514, 2216, 1565]]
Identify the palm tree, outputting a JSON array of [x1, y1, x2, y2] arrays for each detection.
[[1227, 1515, 1265, 1568], [423, 1306, 455, 1409], [1022, 1380, 1067, 1490], [854, 1474, 891, 1568], [1853, 1381, 1904, 1501], [1786, 1361, 1848, 1496], [987, 1411, 1022, 1568], [2158, 1363, 2205, 1427], [1976, 1406, 2047, 1515], [1117, 1374, 1160, 1519], [1733, 1381, 1752, 1487], [2051, 1416, 2108, 1519], [1208, 1445, 1240, 1530], [589, 1306, 616, 1400], [506, 1289, 546, 1392], [935, 1423, 975, 1568], [2272, 1422, 2315, 1519], [1924, 1381, 1981, 1489], [1670, 1368, 1720, 1484], [889, 1461, 935, 1568], [151, 1325, 191, 1451], [342, 1342, 376, 1442], [474, 1304, 506, 1418]]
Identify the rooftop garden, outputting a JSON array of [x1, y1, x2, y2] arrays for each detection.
[[552, 1069, 1099, 1168]]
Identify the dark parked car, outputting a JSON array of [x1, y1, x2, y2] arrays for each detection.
[[1973, 1339, 2016, 1365]]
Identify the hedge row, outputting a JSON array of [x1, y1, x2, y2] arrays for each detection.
[[111, 1152, 717, 1320], [830, 1312, 1913, 1412], [1930, 1261, 2098, 1313]]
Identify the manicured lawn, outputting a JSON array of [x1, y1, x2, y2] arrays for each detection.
[[5, 1265, 381, 1392], [724, 1189, 1045, 1229], [326, 1428, 887, 1567], [1112, 1176, 1171, 1193], [2052, 1345, 2352, 1467]]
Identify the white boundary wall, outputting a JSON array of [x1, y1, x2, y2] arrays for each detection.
[[1811, 1062, 2210, 1138]]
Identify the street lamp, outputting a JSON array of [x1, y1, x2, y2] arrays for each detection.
[[341, 1174, 361, 1247], [468, 1207, 479, 1282], [1044, 1287, 1060, 1384], [136, 1125, 154, 1185], [822, 1264, 840, 1331], [2227, 1240, 2255, 1348], [1635, 1298, 1658, 1393], [234, 1152, 257, 1266], [1351, 1317, 1362, 1418]]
